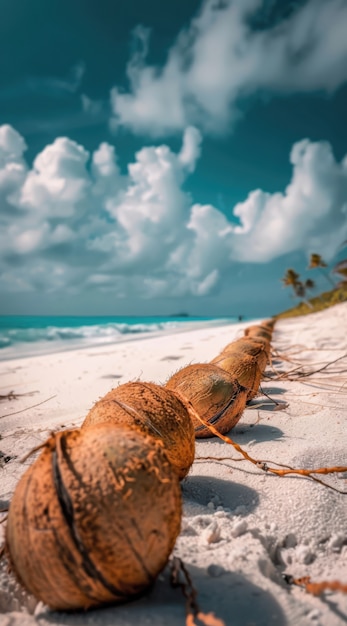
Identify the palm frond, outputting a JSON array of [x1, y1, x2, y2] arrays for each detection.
[[308, 253, 327, 269]]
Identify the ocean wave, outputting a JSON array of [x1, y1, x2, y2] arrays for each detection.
[[0, 320, 185, 350]]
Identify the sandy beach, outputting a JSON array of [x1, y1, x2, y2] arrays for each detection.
[[1, 303, 347, 626]]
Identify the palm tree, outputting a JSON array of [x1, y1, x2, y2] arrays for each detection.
[[304, 278, 315, 292], [281, 268, 300, 289], [281, 269, 314, 308], [294, 279, 315, 308], [308, 253, 335, 288], [309, 253, 326, 269]]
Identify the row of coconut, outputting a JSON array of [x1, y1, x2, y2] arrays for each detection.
[[5, 319, 275, 612]]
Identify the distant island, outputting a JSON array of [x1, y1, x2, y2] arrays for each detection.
[[170, 312, 190, 317]]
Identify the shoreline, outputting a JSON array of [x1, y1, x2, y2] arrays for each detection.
[[0, 317, 248, 363], [1, 304, 347, 625]]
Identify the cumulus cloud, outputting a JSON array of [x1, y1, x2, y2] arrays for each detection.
[[19, 138, 90, 218], [0, 125, 28, 195], [1, 123, 347, 299], [231, 139, 347, 261], [110, 0, 347, 135]]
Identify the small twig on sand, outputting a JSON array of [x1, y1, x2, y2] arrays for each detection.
[[192, 412, 347, 494], [259, 386, 290, 409], [284, 574, 347, 596], [295, 353, 347, 378], [196, 455, 246, 463], [170, 557, 226, 626], [0, 395, 57, 420], [0, 390, 38, 402], [270, 353, 347, 382]]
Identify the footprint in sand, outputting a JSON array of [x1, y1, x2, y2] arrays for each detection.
[[160, 355, 183, 361], [100, 374, 123, 379]]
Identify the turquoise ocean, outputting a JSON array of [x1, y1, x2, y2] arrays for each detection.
[[0, 315, 244, 360]]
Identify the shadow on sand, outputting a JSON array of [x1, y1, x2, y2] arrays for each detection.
[[40, 562, 288, 626], [231, 423, 285, 444], [182, 475, 259, 514]]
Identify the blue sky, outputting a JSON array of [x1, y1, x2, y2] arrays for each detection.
[[1, 0, 347, 317]]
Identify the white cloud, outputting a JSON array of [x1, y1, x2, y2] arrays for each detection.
[[19, 137, 90, 217], [110, 0, 347, 135], [1, 124, 347, 299], [89, 128, 202, 273], [230, 139, 347, 261], [0, 125, 28, 186], [0, 125, 27, 162], [91, 141, 124, 202], [13, 224, 52, 255], [178, 126, 202, 172]]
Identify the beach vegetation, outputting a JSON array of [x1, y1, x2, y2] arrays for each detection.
[[308, 253, 336, 288], [278, 243, 347, 317], [281, 268, 315, 309], [276, 284, 347, 318]]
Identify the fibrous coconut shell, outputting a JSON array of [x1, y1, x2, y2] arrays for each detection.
[[82, 382, 195, 480], [260, 319, 276, 330], [6, 424, 181, 611], [211, 352, 262, 400], [244, 325, 272, 342], [165, 363, 247, 438], [221, 338, 269, 372]]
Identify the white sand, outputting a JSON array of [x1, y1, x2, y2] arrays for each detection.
[[1, 304, 347, 625]]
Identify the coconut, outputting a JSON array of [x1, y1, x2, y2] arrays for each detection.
[[245, 322, 272, 334], [6, 424, 181, 611], [261, 319, 276, 330], [82, 382, 195, 480], [211, 352, 262, 400], [165, 363, 247, 438], [221, 338, 269, 373], [244, 325, 272, 341]]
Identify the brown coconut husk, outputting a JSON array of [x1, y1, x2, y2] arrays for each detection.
[[211, 352, 262, 400], [82, 382, 195, 480], [244, 326, 272, 341], [261, 319, 276, 330], [6, 424, 181, 611], [165, 363, 247, 438], [222, 338, 270, 372], [223, 336, 270, 353]]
